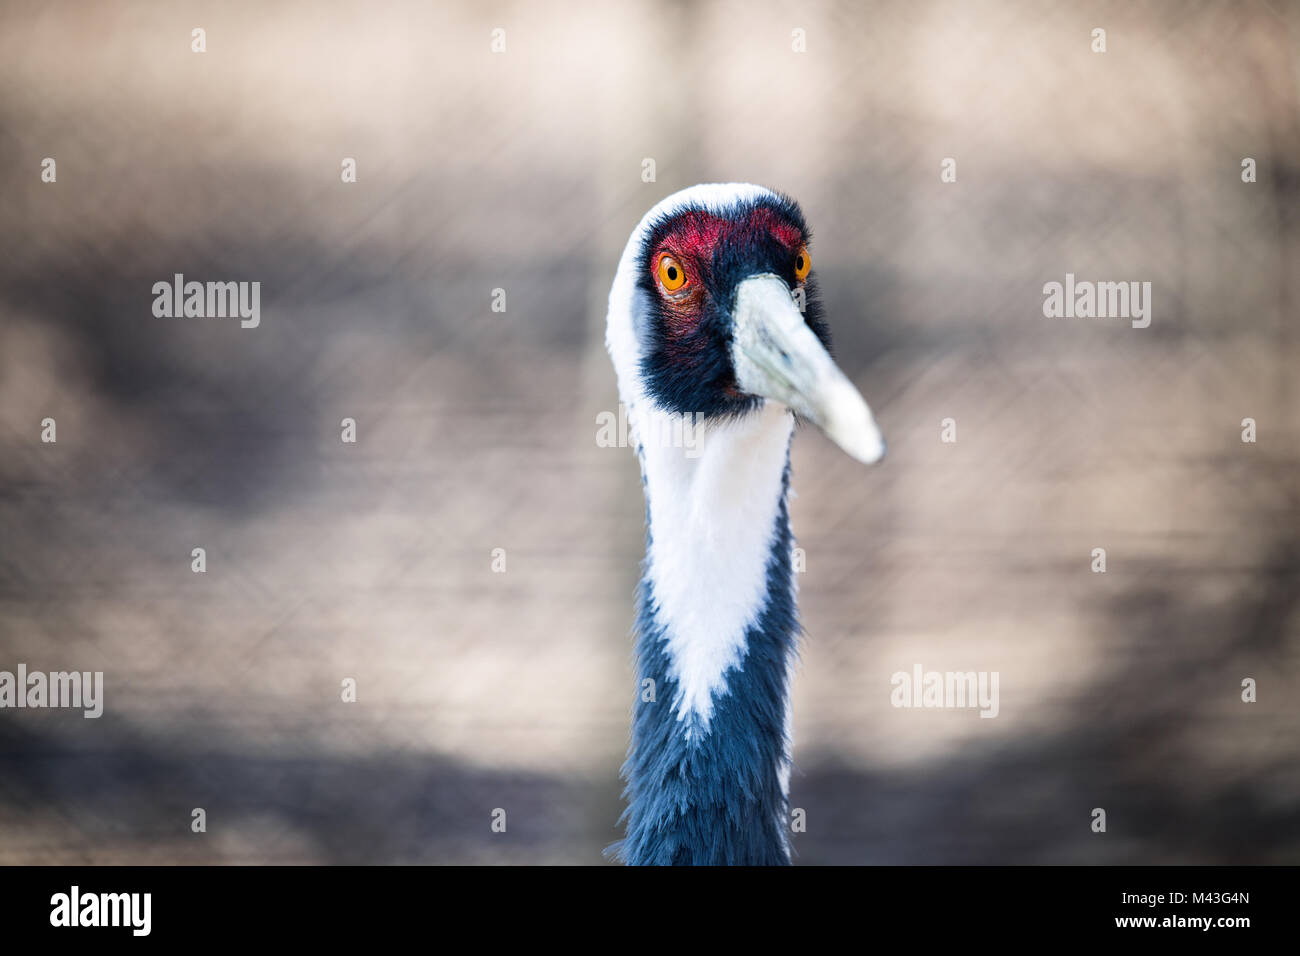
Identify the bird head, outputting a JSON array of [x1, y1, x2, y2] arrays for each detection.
[[607, 183, 885, 464]]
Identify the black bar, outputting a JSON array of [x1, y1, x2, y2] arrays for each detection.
[[1, 866, 1287, 941]]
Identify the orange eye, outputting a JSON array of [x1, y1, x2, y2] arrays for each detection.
[[794, 245, 811, 281], [657, 254, 687, 291]]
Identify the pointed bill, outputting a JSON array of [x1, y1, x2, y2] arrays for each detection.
[[730, 275, 885, 464]]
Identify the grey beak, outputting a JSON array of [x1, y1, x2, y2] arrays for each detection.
[[730, 275, 885, 464]]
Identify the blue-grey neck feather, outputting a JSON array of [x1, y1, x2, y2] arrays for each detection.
[[610, 454, 798, 866]]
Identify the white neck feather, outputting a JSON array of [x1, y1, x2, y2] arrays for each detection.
[[605, 184, 797, 727], [637, 403, 794, 724]]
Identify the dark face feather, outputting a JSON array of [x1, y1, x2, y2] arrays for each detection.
[[634, 194, 832, 419]]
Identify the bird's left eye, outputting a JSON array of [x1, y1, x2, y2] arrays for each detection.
[[794, 245, 811, 281], [657, 254, 687, 292]]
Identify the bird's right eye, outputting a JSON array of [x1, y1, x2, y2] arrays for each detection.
[[657, 254, 687, 292], [794, 245, 811, 281]]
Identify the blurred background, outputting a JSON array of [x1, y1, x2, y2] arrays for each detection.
[[1, 0, 1297, 864]]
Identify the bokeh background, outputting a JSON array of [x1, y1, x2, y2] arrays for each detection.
[[1, 0, 1297, 864]]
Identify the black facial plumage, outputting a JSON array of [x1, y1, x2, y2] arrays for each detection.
[[633, 193, 832, 420]]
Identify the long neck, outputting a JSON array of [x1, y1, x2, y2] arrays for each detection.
[[617, 401, 799, 865]]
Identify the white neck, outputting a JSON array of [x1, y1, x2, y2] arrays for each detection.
[[634, 401, 795, 724], [604, 183, 799, 727]]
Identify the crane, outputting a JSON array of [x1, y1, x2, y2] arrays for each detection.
[[605, 183, 885, 865]]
